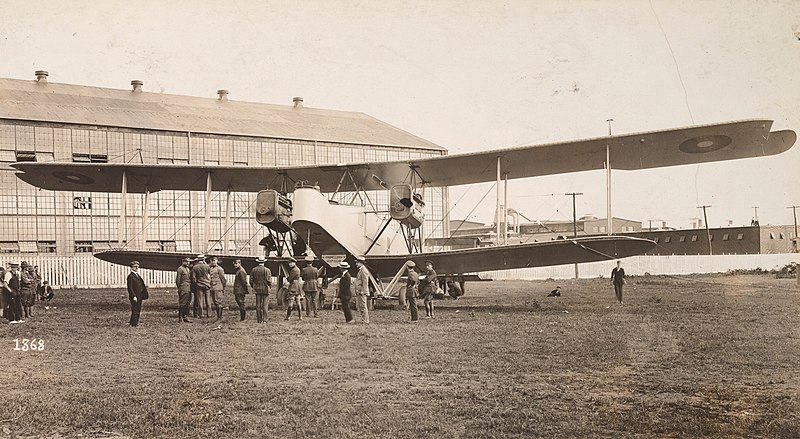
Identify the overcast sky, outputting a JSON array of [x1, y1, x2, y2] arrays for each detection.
[[2, 0, 798, 230]]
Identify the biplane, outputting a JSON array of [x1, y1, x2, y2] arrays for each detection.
[[11, 119, 796, 294]]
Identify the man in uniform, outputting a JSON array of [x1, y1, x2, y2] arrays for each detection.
[[611, 260, 626, 304], [249, 257, 271, 323], [285, 257, 303, 320], [405, 261, 419, 323], [209, 256, 227, 322], [419, 260, 437, 319], [337, 261, 353, 323], [192, 255, 212, 318], [189, 258, 199, 317], [175, 257, 192, 323], [4, 261, 22, 323], [127, 261, 149, 327], [232, 259, 249, 321], [301, 255, 321, 318], [20, 261, 36, 319], [354, 258, 370, 324]]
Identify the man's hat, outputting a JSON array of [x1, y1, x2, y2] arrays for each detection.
[[21, 261, 29, 268], [304, 255, 314, 262], [196, 254, 205, 260], [406, 260, 416, 267], [8, 261, 19, 267], [424, 260, 433, 265], [182, 257, 192, 263], [130, 260, 140, 266], [338, 261, 350, 269], [287, 256, 296, 263], [355, 255, 366, 262], [256, 256, 267, 263]]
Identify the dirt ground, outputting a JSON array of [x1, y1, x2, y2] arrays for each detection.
[[1, 273, 799, 438]]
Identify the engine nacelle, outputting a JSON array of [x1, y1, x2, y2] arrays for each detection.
[[389, 184, 425, 229], [255, 190, 293, 233]]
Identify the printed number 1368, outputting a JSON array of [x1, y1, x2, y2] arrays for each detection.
[[13, 339, 44, 351]]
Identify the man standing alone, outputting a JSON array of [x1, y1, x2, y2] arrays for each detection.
[[176, 257, 192, 323], [611, 260, 626, 304], [127, 261, 149, 327]]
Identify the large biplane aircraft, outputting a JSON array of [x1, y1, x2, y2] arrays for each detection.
[[11, 119, 796, 293]]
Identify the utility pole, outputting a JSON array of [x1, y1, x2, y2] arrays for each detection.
[[566, 192, 583, 279], [565, 192, 584, 238], [698, 205, 713, 255], [605, 119, 613, 236], [788, 205, 799, 239]]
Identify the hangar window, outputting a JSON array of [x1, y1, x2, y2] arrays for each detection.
[[72, 153, 108, 163], [664, 236, 671, 243], [722, 234, 729, 241], [653, 237, 659, 243], [74, 241, 93, 253], [737, 233, 744, 240], [691, 235, 698, 242], [37, 241, 56, 253], [15, 150, 37, 162], [18, 241, 37, 253], [769, 232, 775, 239], [779, 233, 785, 239], [0, 242, 19, 253], [679, 236, 686, 242]]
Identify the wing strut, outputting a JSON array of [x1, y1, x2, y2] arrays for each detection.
[[204, 172, 212, 253], [119, 170, 127, 247]]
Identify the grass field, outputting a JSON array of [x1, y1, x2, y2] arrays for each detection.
[[1, 274, 799, 438]]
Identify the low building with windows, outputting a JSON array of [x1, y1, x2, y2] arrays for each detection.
[[628, 224, 797, 255], [0, 72, 448, 259]]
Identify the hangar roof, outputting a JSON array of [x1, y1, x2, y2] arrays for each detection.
[[0, 76, 445, 151]]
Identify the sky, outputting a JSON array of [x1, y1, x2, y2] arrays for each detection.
[[1, 0, 798, 230]]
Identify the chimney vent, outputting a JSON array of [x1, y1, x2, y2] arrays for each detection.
[[35, 70, 49, 83], [293, 96, 303, 108], [131, 80, 143, 93], [217, 89, 229, 101]]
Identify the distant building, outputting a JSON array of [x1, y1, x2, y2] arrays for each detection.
[[435, 217, 797, 255]]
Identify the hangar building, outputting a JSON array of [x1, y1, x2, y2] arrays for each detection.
[[0, 71, 448, 261]]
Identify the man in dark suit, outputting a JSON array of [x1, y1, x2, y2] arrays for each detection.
[[611, 260, 626, 304], [337, 261, 354, 323], [127, 261, 149, 327]]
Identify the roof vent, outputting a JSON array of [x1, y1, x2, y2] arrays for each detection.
[[293, 96, 303, 109], [131, 80, 143, 93], [217, 89, 229, 101], [35, 70, 48, 84]]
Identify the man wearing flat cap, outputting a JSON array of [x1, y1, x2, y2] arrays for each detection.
[[127, 261, 149, 327], [301, 255, 321, 318], [336, 261, 354, 323], [175, 257, 192, 323]]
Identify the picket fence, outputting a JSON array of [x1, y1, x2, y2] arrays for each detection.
[[3, 253, 798, 288]]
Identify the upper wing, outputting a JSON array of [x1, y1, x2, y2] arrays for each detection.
[[12, 119, 794, 193]]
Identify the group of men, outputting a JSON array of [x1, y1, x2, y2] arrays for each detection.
[[1, 261, 54, 324], [125, 254, 459, 327]]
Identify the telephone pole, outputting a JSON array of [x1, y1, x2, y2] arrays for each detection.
[[698, 205, 713, 255], [566, 192, 583, 279], [788, 205, 799, 238], [565, 192, 584, 238]]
